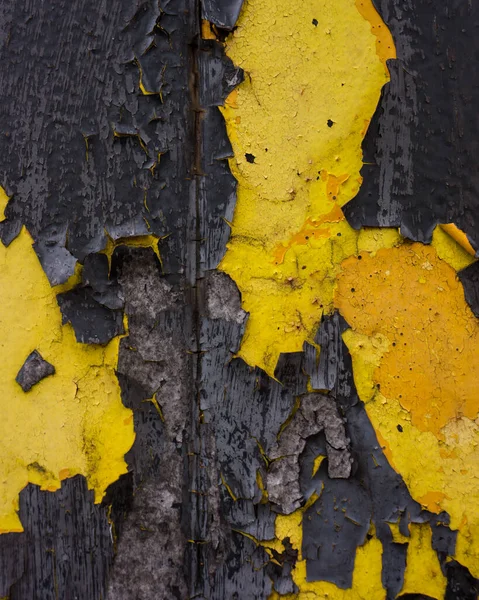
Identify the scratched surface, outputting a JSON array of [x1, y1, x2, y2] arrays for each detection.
[[0, 0, 478, 599]]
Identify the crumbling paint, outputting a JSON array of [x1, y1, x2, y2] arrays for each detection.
[[0, 217, 134, 532]]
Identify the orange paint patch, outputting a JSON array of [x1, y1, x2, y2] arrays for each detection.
[[355, 0, 396, 72], [439, 223, 476, 257], [418, 491, 448, 514], [335, 243, 479, 437], [59, 468, 71, 480], [374, 427, 396, 466]]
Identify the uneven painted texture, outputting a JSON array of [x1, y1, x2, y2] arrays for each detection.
[[219, 0, 479, 597], [219, 0, 394, 374], [0, 220, 133, 532], [1, 0, 479, 598]]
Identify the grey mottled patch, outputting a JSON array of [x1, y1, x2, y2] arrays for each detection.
[[266, 393, 351, 514], [16, 350, 55, 392], [109, 249, 190, 598], [107, 478, 187, 600], [204, 271, 246, 324]]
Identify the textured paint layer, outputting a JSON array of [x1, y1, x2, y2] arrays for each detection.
[[218, 0, 479, 595], [0, 215, 134, 531], [219, 0, 393, 375]]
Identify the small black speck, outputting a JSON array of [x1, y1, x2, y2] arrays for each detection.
[[358, 255, 362, 260], [351, 288, 355, 292], [332, 195, 336, 200], [312, 18, 318, 26], [397, 424, 403, 432], [245, 153, 255, 163], [337, 232, 341, 237], [302, 266, 306, 270], [327, 119, 334, 128], [265, 148, 268, 152], [392, 342, 396, 346]]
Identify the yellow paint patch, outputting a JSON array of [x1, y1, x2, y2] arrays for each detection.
[[0, 227, 134, 532], [401, 524, 447, 597], [338, 272, 479, 577], [219, 0, 394, 374], [220, 0, 479, 590]]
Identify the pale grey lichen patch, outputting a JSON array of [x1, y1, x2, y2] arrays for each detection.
[[204, 271, 247, 325], [266, 393, 351, 514], [106, 479, 187, 600]]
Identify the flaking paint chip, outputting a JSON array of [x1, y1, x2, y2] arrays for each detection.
[[16, 350, 55, 392]]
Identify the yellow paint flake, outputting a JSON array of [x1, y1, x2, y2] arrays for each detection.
[[0, 226, 134, 532], [311, 455, 325, 478], [102, 233, 163, 271], [432, 224, 476, 272], [0, 186, 9, 219]]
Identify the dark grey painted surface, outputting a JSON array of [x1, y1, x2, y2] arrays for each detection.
[[0, 0, 478, 599]]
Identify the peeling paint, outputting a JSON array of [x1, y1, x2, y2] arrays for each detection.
[[217, 0, 479, 596], [219, 0, 394, 375], [0, 225, 134, 532]]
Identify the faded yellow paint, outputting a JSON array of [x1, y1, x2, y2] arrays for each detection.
[[0, 225, 134, 532], [219, 0, 394, 375]]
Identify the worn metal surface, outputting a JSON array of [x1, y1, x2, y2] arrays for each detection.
[[0, 0, 478, 599]]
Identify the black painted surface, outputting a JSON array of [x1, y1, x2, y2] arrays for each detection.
[[8, 477, 113, 600], [345, 0, 479, 249], [0, 0, 193, 277]]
